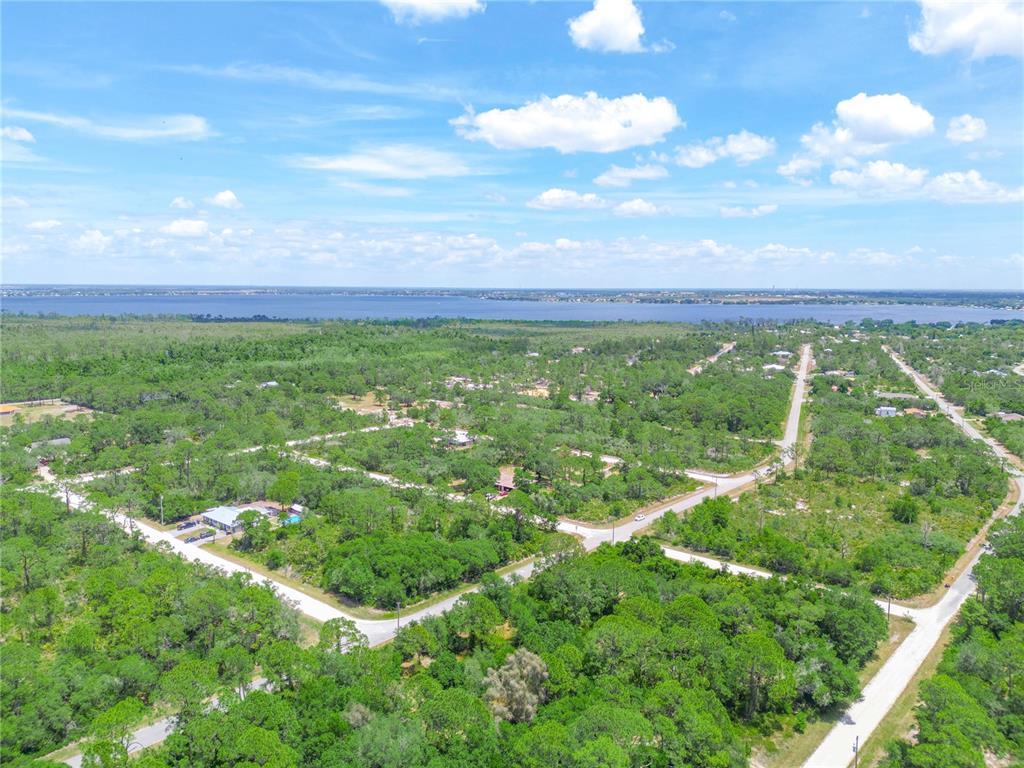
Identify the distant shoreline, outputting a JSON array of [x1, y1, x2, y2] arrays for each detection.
[[2, 291, 1022, 325], [2, 285, 1022, 310]]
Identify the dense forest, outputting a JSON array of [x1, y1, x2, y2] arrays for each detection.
[[0, 491, 300, 765], [51, 540, 887, 768]]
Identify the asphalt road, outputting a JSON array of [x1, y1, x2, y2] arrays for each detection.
[[55, 345, 814, 765], [803, 348, 1024, 768]]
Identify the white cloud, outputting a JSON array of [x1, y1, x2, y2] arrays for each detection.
[[925, 170, 1024, 203], [2, 126, 35, 142], [380, 0, 483, 25], [568, 0, 648, 53], [527, 188, 608, 210], [291, 144, 473, 179], [675, 144, 720, 169], [946, 114, 987, 143], [0, 139, 47, 165], [76, 229, 111, 253], [170, 196, 195, 210], [779, 93, 933, 179], [830, 161, 929, 194], [160, 219, 210, 237], [17, 218, 978, 281], [593, 163, 668, 187], [1, 196, 28, 208], [835, 92, 934, 143], [910, 0, 1023, 59], [613, 198, 662, 216], [27, 219, 62, 231], [827, 161, 1022, 203], [719, 204, 778, 218], [676, 130, 776, 168], [452, 92, 682, 153], [206, 190, 243, 209], [3, 108, 213, 141], [720, 10, 737, 22]]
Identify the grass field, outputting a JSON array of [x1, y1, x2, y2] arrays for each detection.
[[0, 399, 95, 427]]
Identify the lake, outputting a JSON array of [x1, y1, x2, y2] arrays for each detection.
[[1, 292, 1022, 324]]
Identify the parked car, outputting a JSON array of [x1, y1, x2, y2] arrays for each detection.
[[176, 520, 197, 531], [633, 513, 646, 522], [184, 536, 199, 543], [199, 530, 215, 539]]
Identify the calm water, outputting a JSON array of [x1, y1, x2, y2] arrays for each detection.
[[1, 293, 1022, 324]]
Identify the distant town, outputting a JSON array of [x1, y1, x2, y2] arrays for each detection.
[[4, 285, 1023, 310]]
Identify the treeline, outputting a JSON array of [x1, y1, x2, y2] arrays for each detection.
[[83, 541, 887, 768], [883, 513, 1024, 766], [0, 491, 300, 765]]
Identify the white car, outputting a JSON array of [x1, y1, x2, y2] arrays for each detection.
[[633, 513, 646, 522]]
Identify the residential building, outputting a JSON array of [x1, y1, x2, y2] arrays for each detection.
[[202, 505, 245, 533]]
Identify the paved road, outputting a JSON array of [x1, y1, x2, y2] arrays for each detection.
[[688, 340, 736, 374], [804, 349, 1024, 768], [885, 346, 1017, 462], [60, 678, 270, 768], [54, 345, 813, 765], [556, 344, 810, 547]]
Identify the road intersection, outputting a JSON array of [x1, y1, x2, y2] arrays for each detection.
[[803, 347, 1024, 768], [51, 344, 813, 765]]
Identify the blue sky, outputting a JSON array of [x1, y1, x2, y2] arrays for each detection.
[[2, 0, 1022, 289]]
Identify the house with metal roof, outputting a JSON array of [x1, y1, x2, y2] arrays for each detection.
[[202, 505, 244, 533]]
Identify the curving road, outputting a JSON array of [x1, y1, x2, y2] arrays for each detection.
[[54, 345, 813, 765], [803, 348, 1024, 768]]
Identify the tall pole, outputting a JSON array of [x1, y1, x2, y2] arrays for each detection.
[[396, 601, 402, 632], [853, 735, 859, 768], [159, 494, 164, 526]]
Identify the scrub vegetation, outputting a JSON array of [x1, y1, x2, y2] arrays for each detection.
[[656, 330, 1007, 598]]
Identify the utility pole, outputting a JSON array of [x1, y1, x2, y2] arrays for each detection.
[[396, 601, 402, 632], [611, 521, 616, 544], [853, 735, 859, 768], [159, 493, 164, 526]]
